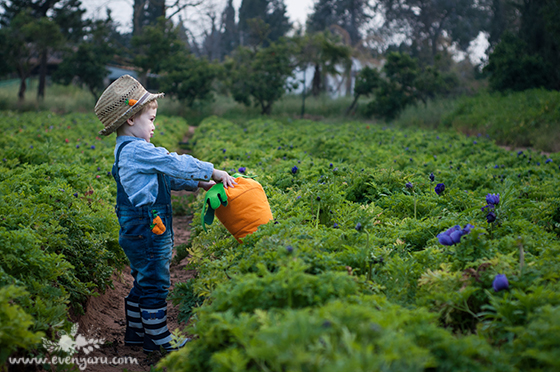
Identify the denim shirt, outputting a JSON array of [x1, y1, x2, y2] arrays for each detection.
[[114, 136, 214, 207]]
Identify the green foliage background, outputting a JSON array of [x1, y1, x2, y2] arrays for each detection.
[[162, 116, 560, 372]]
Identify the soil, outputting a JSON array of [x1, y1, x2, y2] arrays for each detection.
[[64, 127, 200, 371]]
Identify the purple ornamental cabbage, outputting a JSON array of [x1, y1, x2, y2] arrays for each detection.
[[492, 274, 509, 292]]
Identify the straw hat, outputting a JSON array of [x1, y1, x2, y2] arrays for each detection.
[[95, 75, 164, 136]]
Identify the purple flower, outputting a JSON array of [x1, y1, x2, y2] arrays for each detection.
[[545, 158, 552, 163], [437, 224, 473, 246], [462, 224, 474, 235], [355, 222, 362, 231], [291, 166, 298, 174], [486, 193, 500, 206], [329, 163, 333, 168], [73, 192, 78, 197], [486, 211, 497, 223], [405, 182, 413, 189], [316, 196, 321, 201], [286, 245, 293, 253], [333, 223, 339, 228], [437, 232, 454, 246], [222, 148, 226, 153], [429, 172, 435, 182], [435, 183, 445, 195], [517, 151, 523, 156], [238, 167, 246, 174], [76, 144, 80, 149], [90, 145, 95, 150], [449, 230, 463, 244], [492, 274, 509, 292]]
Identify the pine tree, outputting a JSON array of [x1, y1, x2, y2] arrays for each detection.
[[238, 0, 291, 46], [221, 0, 238, 58]]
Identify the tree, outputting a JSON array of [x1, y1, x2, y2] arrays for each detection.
[[375, 0, 491, 65], [133, 0, 165, 36], [132, 0, 204, 37], [295, 32, 351, 97], [484, 32, 548, 91], [53, 12, 118, 100], [365, 52, 454, 120], [0, 10, 63, 102], [220, 0, 238, 58], [307, 0, 370, 46], [132, 17, 187, 82], [484, 0, 560, 91], [345, 66, 380, 115], [225, 40, 296, 114], [238, 0, 291, 46], [1, 0, 86, 100], [160, 53, 220, 107]]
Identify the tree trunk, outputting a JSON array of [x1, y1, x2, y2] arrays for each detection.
[[261, 101, 272, 115], [18, 77, 27, 103], [312, 63, 321, 97], [300, 68, 307, 118], [133, 0, 147, 36], [345, 68, 353, 97], [345, 94, 360, 116], [37, 49, 48, 101]]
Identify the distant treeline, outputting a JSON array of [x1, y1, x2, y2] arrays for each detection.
[[1, 0, 559, 120]]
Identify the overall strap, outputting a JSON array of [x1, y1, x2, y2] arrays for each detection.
[[112, 141, 134, 208]]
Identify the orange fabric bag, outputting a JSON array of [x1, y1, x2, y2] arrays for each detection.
[[202, 176, 273, 243]]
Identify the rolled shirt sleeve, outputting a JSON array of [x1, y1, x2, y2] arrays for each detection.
[[115, 136, 213, 206], [169, 177, 199, 191]]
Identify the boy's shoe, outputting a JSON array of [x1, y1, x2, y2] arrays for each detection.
[[124, 296, 144, 346], [140, 302, 189, 353]]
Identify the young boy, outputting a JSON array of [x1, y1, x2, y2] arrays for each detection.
[[94, 75, 236, 353]]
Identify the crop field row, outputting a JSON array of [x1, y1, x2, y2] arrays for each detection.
[[0, 111, 190, 363], [1, 111, 559, 371], [163, 116, 560, 371]]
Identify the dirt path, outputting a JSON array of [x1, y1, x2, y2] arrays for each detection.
[[68, 127, 199, 371]]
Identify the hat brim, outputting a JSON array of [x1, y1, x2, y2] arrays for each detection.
[[98, 92, 165, 136]]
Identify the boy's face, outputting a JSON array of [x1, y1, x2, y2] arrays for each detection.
[[128, 107, 157, 142]]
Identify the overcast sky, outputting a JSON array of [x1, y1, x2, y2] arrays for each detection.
[[83, 0, 315, 34]]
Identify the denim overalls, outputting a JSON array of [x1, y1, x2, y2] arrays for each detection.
[[112, 141, 174, 309]]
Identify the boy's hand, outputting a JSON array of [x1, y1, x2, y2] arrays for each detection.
[[212, 169, 237, 189], [198, 180, 216, 191]]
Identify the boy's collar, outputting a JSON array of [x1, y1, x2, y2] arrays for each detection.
[[116, 135, 146, 143]]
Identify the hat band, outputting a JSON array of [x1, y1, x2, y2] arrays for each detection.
[[122, 92, 150, 118]]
